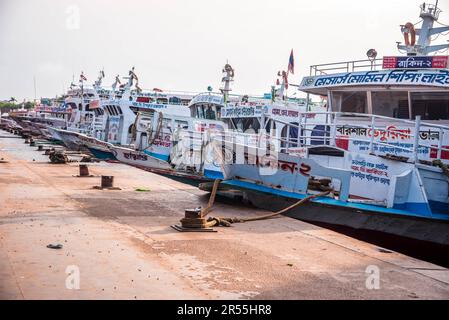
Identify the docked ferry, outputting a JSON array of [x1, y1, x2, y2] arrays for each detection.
[[108, 62, 324, 182], [50, 68, 195, 158], [210, 2, 449, 245]]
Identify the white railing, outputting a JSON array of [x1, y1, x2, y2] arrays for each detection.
[[217, 112, 449, 164], [310, 59, 383, 76]]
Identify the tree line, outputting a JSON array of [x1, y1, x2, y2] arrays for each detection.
[[0, 99, 36, 113]]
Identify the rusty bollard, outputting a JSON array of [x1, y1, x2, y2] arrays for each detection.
[[44, 148, 53, 155], [79, 164, 90, 177], [101, 176, 114, 189]]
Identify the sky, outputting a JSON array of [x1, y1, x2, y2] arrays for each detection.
[[1, 0, 449, 101]]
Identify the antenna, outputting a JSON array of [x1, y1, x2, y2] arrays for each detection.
[[33, 76, 37, 102]]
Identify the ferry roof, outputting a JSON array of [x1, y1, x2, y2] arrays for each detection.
[[298, 68, 449, 96]]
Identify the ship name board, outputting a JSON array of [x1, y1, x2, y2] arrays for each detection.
[[300, 69, 449, 89], [383, 56, 448, 69]]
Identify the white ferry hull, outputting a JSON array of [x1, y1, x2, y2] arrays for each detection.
[[109, 145, 172, 170]]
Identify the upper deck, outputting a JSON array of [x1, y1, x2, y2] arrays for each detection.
[[299, 56, 449, 96]]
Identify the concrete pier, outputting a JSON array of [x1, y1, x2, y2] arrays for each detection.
[[1, 129, 449, 300]]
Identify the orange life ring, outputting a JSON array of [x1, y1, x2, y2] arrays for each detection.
[[403, 22, 416, 47]]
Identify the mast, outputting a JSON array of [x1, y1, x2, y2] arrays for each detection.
[[111, 75, 121, 99], [398, 1, 449, 55], [33, 76, 37, 103], [220, 63, 234, 106], [94, 69, 105, 89]]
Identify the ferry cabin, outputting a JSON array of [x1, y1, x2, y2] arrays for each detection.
[[189, 92, 324, 151], [92, 89, 193, 146], [215, 59, 449, 221], [296, 62, 449, 164], [64, 86, 99, 133]]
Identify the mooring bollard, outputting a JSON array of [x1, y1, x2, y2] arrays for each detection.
[[101, 176, 114, 189], [30, 139, 35, 146], [37, 145, 44, 151], [79, 164, 90, 177], [44, 148, 54, 155]]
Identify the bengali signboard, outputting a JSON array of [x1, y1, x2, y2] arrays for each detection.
[[334, 124, 449, 163], [300, 69, 449, 90], [383, 56, 448, 69], [222, 105, 265, 118], [189, 94, 224, 106], [345, 153, 413, 202]]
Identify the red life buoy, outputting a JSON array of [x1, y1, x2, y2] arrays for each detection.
[[403, 22, 416, 47]]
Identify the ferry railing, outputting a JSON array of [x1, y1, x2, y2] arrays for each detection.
[[218, 112, 449, 164], [296, 112, 449, 163], [310, 59, 383, 76]]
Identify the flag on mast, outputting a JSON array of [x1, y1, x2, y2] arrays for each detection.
[[79, 72, 87, 82], [288, 49, 294, 74]]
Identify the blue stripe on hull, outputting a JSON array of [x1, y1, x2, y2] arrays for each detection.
[[223, 179, 449, 222], [142, 150, 169, 161], [428, 200, 449, 215], [87, 147, 117, 160], [204, 169, 224, 180]]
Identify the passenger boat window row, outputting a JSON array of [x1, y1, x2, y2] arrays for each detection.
[[132, 96, 191, 106], [331, 90, 449, 121]]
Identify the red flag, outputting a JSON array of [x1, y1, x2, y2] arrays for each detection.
[[80, 72, 87, 81], [288, 49, 295, 74]]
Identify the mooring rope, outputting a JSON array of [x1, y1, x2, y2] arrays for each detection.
[[182, 179, 332, 229]]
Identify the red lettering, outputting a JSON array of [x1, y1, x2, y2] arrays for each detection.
[[299, 163, 311, 176]]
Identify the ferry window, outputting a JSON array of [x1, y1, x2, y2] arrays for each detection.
[[333, 92, 367, 114], [411, 92, 449, 120], [107, 105, 115, 115], [264, 120, 276, 133], [162, 118, 171, 128], [196, 105, 205, 119], [216, 106, 221, 120], [181, 99, 190, 106], [281, 123, 300, 148], [232, 118, 260, 132], [372, 91, 409, 119], [175, 120, 189, 129], [169, 97, 181, 104], [205, 106, 216, 120], [78, 103, 82, 111], [157, 98, 168, 104]]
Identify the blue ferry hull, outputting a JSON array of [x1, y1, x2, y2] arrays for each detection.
[[87, 147, 117, 160]]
